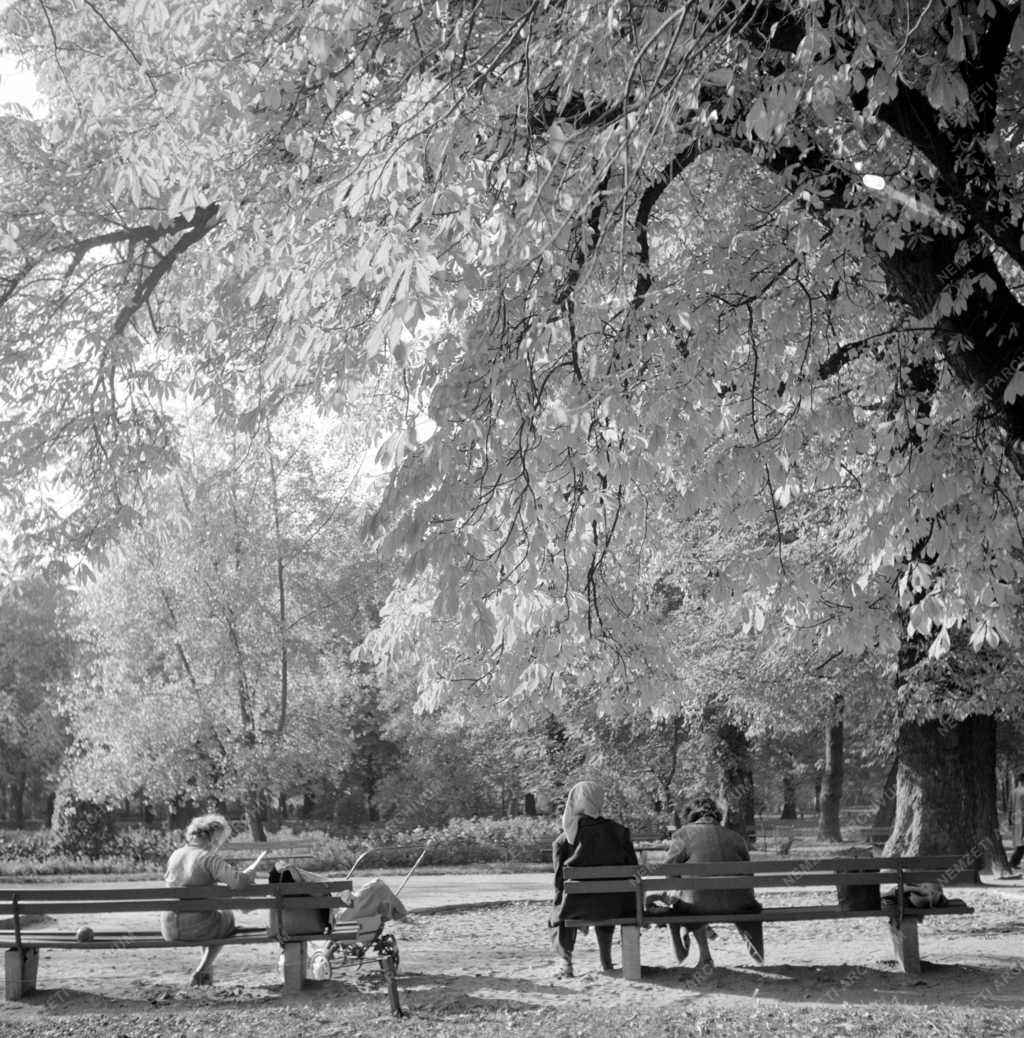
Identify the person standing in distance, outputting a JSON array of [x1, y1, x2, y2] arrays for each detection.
[[1007, 772, 1024, 876]]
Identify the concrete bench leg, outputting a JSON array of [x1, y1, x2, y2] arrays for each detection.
[[4, 948, 39, 1000], [620, 926, 642, 981], [281, 942, 308, 992], [889, 917, 921, 973]]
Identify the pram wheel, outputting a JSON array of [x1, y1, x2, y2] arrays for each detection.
[[308, 950, 332, 981], [374, 932, 399, 971]]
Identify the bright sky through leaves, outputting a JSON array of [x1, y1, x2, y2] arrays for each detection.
[[0, 46, 38, 110]]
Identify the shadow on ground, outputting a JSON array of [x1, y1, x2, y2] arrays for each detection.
[[574, 959, 1024, 1009], [21, 973, 398, 1016]]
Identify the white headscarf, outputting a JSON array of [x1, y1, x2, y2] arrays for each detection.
[[561, 780, 605, 844]]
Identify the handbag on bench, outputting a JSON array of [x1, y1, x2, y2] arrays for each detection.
[[267, 863, 333, 939], [644, 893, 687, 919], [881, 881, 948, 909], [835, 866, 882, 911]]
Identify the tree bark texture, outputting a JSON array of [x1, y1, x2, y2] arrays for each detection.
[[245, 797, 268, 842], [714, 721, 756, 841], [818, 696, 845, 842], [885, 715, 1005, 875]]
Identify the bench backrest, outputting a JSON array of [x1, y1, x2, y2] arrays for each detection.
[[563, 855, 974, 899], [0, 880, 353, 940], [221, 841, 320, 868]]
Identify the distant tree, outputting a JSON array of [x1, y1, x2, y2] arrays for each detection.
[[818, 692, 845, 842], [0, 573, 73, 825], [374, 714, 528, 827], [328, 679, 401, 826], [62, 409, 388, 839]]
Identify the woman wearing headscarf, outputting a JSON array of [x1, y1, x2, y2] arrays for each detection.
[[662, 793, 763, 976], [549, 780, 637, 978]]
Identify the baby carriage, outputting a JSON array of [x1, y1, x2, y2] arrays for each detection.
[[305, 843, 429, 991], [305, 879, 405, 981]]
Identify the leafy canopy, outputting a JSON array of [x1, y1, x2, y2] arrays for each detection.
[[2, 1, 1024, 713]]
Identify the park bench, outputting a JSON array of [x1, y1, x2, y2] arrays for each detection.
[[563, 854, 975, 981], [221, 839, 321, 870], [632, 834, 670, 867], [858, 826, 894, 847], [0, 879, 402, 1014]]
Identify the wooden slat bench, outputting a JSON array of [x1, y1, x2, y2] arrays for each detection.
[[1, 880, 401, 1013], [631, 833, 670, 867], [563, 854, 975, 981], [859, 827, 894, 847], [221, 840, 322, 870]]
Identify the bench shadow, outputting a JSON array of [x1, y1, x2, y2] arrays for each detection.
[[397, 969, 564, 997], [22, 971, 566, 1021], [20, 960, 1024, 1017], [387, 970, 571, 1015], [24, 975, 401, 1015], [633, 959, 1024, 1007]]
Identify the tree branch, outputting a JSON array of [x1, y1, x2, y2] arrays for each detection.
[[632, 144, 705, 309], [65, 205, 221, 279], [112, 204, 221, 334]]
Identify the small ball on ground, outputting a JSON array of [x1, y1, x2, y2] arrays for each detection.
[[75, 925, 94, 942]]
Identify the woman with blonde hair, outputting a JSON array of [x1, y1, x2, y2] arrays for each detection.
[[160, 813, 253, 986]]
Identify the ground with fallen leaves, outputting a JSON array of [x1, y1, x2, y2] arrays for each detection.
[[2, 882, 1023, 1036]]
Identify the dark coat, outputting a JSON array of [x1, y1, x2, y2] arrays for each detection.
[[550, 815, 638, 925], [663, 820, 760, 913], [1012, 785, 1024, 846]]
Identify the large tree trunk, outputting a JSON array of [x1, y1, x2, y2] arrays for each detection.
[[885, 716, 1005, 876], [818, 695, 844, 842], [714, 722, 756, 841]]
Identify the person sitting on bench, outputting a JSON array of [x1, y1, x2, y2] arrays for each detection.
[[550, 780, 637, 978], [161, 813, 254, 987], [663, 793, 763, 976]]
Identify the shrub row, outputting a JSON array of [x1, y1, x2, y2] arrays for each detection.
[[0, 816, 562, 874], [297, 816, 561, 871]]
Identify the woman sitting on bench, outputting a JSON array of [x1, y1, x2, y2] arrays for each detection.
[[550, 780, 637, 978], [161, 813, 254, 987], [663, 794, 763, 976]]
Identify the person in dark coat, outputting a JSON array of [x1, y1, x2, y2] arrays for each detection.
[[662, 793, 763, 974], [549, 780, 637, 978], [1008, 772, 1024, 874]]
